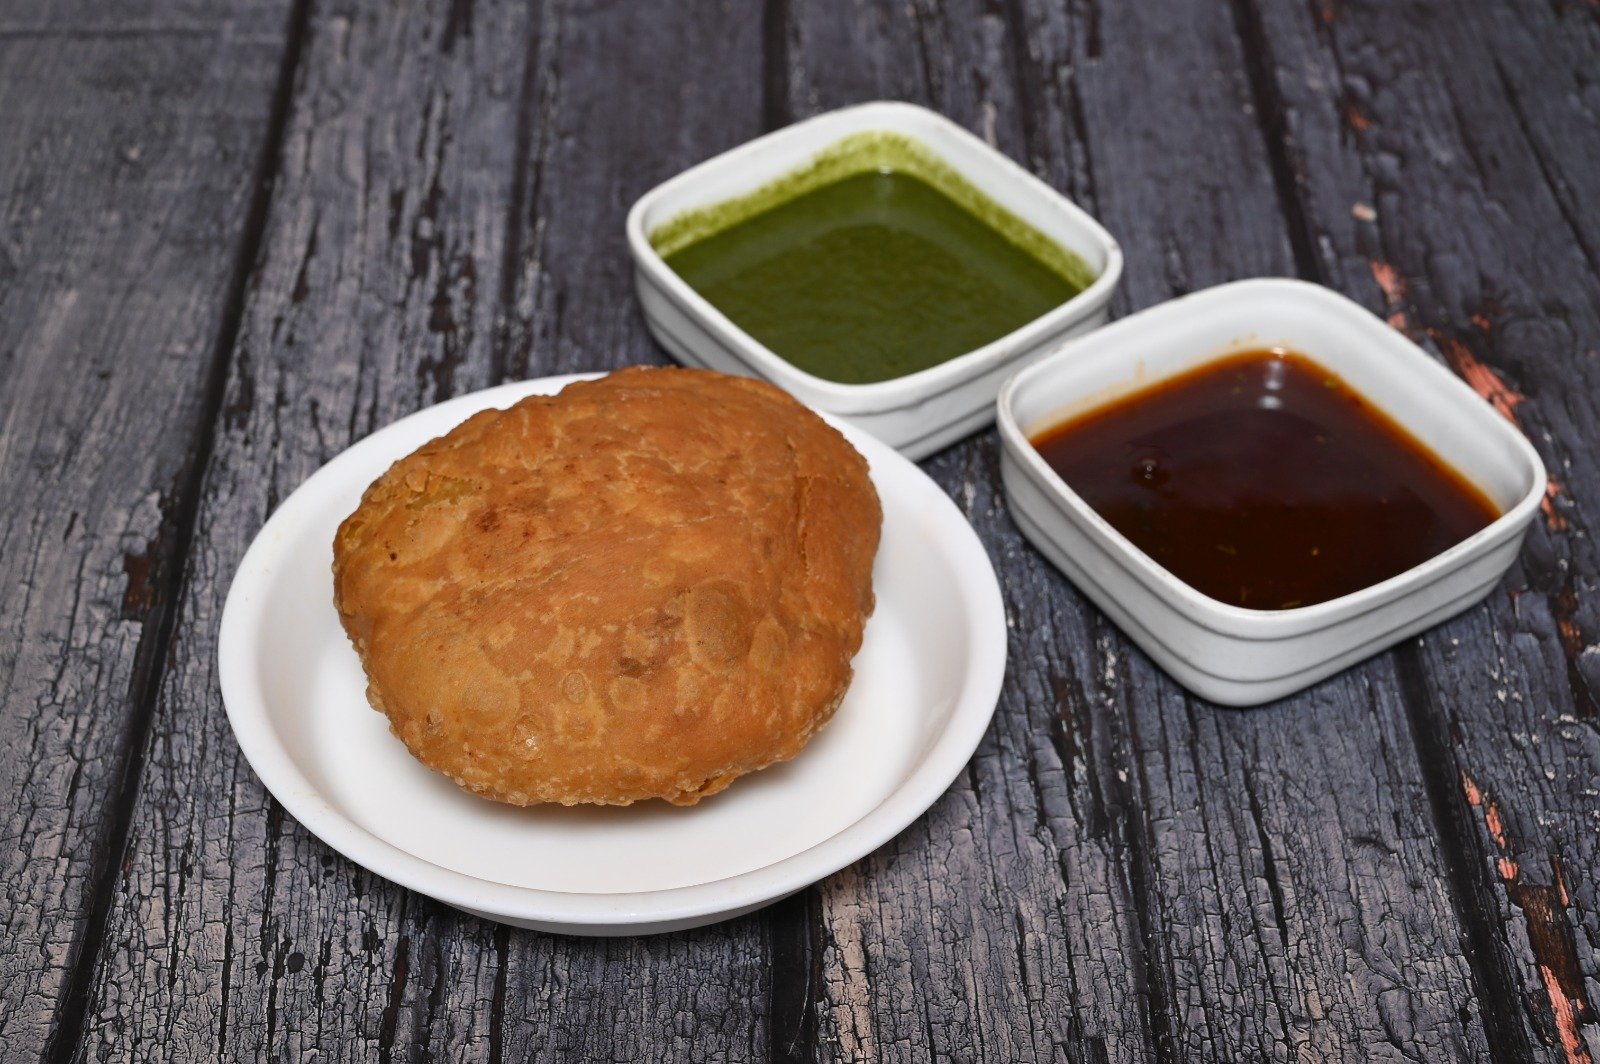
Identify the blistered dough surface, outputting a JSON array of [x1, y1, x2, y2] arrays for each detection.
[[332, 367, 881, 806]]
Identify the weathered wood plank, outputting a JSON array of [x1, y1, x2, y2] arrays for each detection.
[[0, 4, 289, 1060], [1241, 0, 1600, 1058], [499, 0, 768, 381], [492, 2, 777, 1058], [771, 7, 1157, 1061], [75, 0, 532, 1058], [777, 0, 1497, 1058], [75, 0, 780, 1060], [43, 1, 1598, 1061]]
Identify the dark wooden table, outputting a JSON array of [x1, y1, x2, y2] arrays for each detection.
[[4, 0, 1597, 1059]]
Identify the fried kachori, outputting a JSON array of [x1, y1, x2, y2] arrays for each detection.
[[332, 366, 881, 806]]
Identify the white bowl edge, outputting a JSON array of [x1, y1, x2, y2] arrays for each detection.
[[625, 101, 1124, 419], [994, 278, 1546, 704]]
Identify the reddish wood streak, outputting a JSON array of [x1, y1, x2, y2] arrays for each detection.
[[1558, 617, 1584, 653], [1369, 259, 1406, 305], [1368, 260, 1410, 329], [1430, 331, 1525, 425], [1544, 477, 1571, 532], [1470, 776, 1596, 1059], [121, 550, 156, 621], [1483, 797, 1509, 849], [1539, 963, 1593, 1064], [1555, 580, 1586, 657]]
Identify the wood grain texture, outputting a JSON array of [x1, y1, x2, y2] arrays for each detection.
[[1048, 2, 1495, 1053], [75, 0, 530, 1057], [74, 0, 779, 1060], [0, 3, 288, 1059], [776, 0, 1497, 1058], [500, 0, 768, 381], [772, 6, 1157, 1060], [1238, 0, 1600, 1058], [8, 0, 1591, 1060]]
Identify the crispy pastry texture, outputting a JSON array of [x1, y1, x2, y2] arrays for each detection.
[[332, 367, 881, 806]]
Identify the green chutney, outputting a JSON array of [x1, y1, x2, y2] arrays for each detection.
[[653, 133, 1094, 386]]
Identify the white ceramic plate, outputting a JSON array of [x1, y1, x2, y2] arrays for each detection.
[[219, 375, 1007, 935]]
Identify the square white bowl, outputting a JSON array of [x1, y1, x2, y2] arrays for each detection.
[[997, 278, 1546, 706], [626, 101, 1123, 460]]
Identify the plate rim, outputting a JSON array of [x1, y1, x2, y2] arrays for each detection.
[[218, 374, 1008, 931]]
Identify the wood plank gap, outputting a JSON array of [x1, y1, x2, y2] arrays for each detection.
[[767, 889, 821, 1063], [1226, 0, 1322, 281], [1394, 648, 1540, 1063], [761, 0, 793, 132], [490, 2, 548, 386], [39, 2, 315, 1059], [487, 923, 510, 1064], [996, 0, 1043, 173], [992, 3, 1180, 1053], [1108, 659, 1182, 1064], [996, 0, 1097, 213]]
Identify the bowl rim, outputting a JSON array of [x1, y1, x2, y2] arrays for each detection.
[[625, 100, 1124, 413], [996, 277, 1547, 638]]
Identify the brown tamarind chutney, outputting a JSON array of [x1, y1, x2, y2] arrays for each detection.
[[1028, 348, 1500, 610]]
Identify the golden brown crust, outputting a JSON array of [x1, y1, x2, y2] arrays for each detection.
[[331, 366, 881, 806]]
